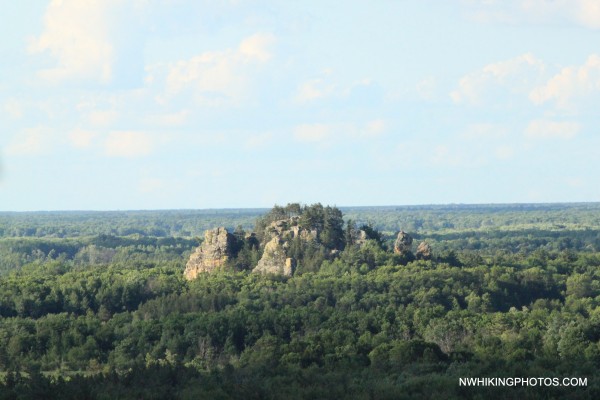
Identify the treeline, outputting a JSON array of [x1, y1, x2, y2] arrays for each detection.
[[343, 203, 600, 233], [0, 235, 197, 276], [0, 210, 263, 238], [3, 203, 600, 239]]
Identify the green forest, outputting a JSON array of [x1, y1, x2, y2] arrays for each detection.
[[0, 203, 599, 399]]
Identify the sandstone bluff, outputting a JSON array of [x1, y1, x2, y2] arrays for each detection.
[[184, 217, 318, 279], [184, 204, 433, 280]]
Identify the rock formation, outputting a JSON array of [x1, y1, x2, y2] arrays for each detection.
[[416, 241, 432, 260], [263, 217, 317, 242], [184, 227, 235, 280], [252, 237, 290, 275], [251, 218, 316, 276], [394, 230, 413, 255], [184, 204, 380, 279], [264, 217, 297, 238], [284, 257, 296, 276]]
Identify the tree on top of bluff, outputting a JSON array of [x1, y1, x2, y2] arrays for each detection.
[[255, 203, 346, 251], [319, 206, 344, 250]]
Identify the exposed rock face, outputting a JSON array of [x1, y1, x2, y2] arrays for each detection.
[[184, 227, 234, 280], [394, 230, 413, 254], [253, 237, 294, 276], [251, 217, 319, 276], [185, 213, 341, 279], [416, 241, 432, 260], [264, 217, 317, 242], [284, 258, 296, 276], [264, 217, 297, 239]]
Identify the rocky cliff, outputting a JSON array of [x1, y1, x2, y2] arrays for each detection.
[[252, 236, 294, 276], [184, 227, 235, 280], [184, 204, 405, 280]]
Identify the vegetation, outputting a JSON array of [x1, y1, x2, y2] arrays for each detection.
[[0, 203, 599, 399]]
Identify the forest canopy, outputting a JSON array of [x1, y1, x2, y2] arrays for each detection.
[[0, 203, 599, 399]]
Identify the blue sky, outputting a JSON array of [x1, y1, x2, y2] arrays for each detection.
[[1, 0, 600, 211]]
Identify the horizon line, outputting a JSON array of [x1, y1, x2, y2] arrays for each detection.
[[1, 201, 599, 213]]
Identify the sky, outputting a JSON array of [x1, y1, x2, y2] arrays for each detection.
[[1, 0, 600, 211]]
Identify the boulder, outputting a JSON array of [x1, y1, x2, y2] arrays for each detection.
[[184, 227, 235, 280], [394, 230, 413, 255]]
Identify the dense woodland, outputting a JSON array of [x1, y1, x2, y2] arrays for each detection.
[[0, 203, 599, 399]]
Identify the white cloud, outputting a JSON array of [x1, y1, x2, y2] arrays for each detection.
[[529, 54, 600, 109], [294, 123, 332, 143], [364, 119, 386, 137], [574, 0, 600, 29], [163, 33, 275, 105], [495, 145, 515, 160], [104, 131, 155, 158], [5, 128, 50, 156], [88, 110, 118, 126], [465, 0, 600, 29], [295, 78, 336, 103], [238, 33, 276, 63], [293, 120, 386, 145], [521, 0, 600, 29], [293, 73, 380, 106], [525, 120, 580, 139], [69, 129, 98, 149], [29, 0, 117, 83], [146, 110, 189, 127], [3, 99, 23, 119], [451, 53, 545, 105]]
